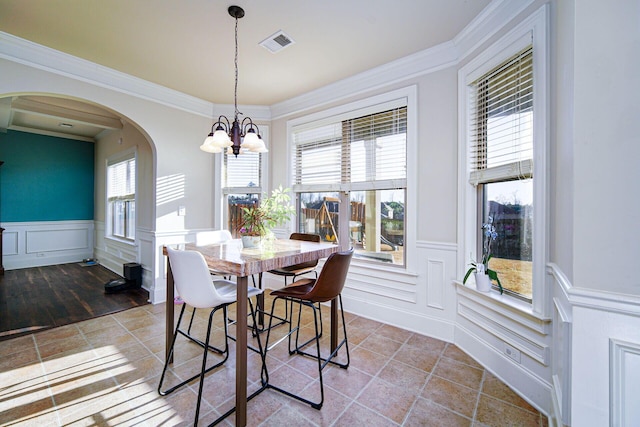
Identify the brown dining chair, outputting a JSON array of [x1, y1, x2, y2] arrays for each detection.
[[257, 232, 323, 331], [263, 247, 353, 410], [269, 232, 321, 283]]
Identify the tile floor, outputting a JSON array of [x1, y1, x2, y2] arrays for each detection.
[[0, 294, 548, 426]]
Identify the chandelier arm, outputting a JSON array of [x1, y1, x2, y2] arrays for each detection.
[[240, 116, 258, 134], [215, 115, 231, 131]]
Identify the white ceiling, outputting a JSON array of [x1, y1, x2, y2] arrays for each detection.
[[0, 0, 491, 140]]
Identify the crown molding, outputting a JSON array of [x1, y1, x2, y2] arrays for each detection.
[[270, 40, 458, 120], [453, 0, 536, 61], [271, 0, 538, 120], [212, 103, 272, 122], [0, 31, 214, 118], [0, 0, 537, 122]]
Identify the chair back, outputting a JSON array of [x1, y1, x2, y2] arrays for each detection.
[[167, 246, 230, 308], [290, 233, 321, 269], [304, 248, 353, 303], [195, 230, 233, 246]]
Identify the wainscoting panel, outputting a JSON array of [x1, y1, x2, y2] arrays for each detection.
[[610, 339, 640, 426], [26, 228, 89, 253], [3, 230, 18, 255], [550, 263, 572, 427], [93, 221, 138, 279], [570, 294, 640, 426], [455, 279, 553, 415], [340, 240, 458, 342], [427, 258, 445, 309], [137, 227, 154, 293], [2, 221, 94, 269]]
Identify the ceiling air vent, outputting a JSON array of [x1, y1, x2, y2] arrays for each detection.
[[259, 30, 295, 53]]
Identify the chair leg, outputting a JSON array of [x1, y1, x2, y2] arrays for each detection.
[[263, 296, 324, 409], [158, 304, 230, 398], [252, 273, 289, 333], [187, 308, 197, 335], [193, 307, 218, 426], [158, 303, 187, 396], [291, 295, 350, 369]]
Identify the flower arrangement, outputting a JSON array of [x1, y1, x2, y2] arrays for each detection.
[[239, 185, 295, 238], [463, 216, 503, 294]]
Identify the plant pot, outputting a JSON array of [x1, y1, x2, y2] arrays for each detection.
[[241, 235, 261, 248], [474, 272, 492, 292]]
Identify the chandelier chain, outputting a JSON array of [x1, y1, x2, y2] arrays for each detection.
[[200, 6, 266, 156], [234, 14, 240, 119]]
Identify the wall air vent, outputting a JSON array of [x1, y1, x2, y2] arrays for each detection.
[[259, 30, 295, 53]]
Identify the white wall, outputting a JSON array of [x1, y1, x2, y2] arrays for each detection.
[[572, 0, 640, 296], [553, 0, 640, 425]]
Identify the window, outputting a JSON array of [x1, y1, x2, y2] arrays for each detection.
[[470, 46, 533, 300], [460, 5, 548, 310], [222, 145, 264, 237], [292, 101, 407, 266], [107, 153, 135, 240]]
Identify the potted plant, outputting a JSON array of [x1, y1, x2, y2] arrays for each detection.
[[463, 216, 503, 294], [239, 185, 295, 248]]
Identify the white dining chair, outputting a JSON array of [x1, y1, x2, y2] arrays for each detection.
[[185, 229, 235, 333], [158, 246, 265, 426]]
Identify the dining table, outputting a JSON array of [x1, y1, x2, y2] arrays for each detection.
[[164, 237, 339, 426]]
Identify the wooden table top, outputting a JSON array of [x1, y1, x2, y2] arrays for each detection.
[[182, 238, 339, 277]]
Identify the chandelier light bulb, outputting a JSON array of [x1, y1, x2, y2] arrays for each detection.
[[241, 129, 260, 149], [212, 129, 232, 147]]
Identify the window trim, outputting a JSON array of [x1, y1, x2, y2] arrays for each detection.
[[219, 125, 270, 232], [457, 5, 549, 317], [287, 86, 418, 272], [106, 147, 137, 244]]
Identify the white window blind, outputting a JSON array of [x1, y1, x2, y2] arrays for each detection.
[[292, 106, 407, 191], [293, 123, 342, 186], [469, 46, 533, 185], [108, 158, 135, 201], [224, 151, 261, 190]]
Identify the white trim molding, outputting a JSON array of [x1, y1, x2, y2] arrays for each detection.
[[2, 220, 94, 269], [610, 339, 640, 427], [548, 262, 640, 426], [0, 31, 266, 121], [270, 0, 537, 120]]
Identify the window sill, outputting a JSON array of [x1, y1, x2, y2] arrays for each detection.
[[454, 279, 551, 323]]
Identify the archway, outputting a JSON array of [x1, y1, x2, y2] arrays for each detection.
[[0, 93, 156, 289]]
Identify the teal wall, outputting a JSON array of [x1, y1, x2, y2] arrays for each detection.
[[0, 130, 94, 222]]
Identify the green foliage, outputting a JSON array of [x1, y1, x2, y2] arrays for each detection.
[[239, 185, 295, 237]]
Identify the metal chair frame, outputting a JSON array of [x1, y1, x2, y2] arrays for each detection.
[[262, 248, 353, 410]]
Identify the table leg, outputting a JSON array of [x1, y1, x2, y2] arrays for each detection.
[[236, 275, 248, 427], [166, 254, 174, 364], [257, 272, 264, 327], [331, 297, 338, 352]]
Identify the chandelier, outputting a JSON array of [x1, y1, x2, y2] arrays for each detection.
[[200, 5, 267, 157]]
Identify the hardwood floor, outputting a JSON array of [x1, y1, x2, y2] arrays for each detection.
[[0, 262, 149, 341]]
